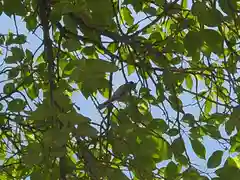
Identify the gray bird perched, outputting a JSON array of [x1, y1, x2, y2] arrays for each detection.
[[98, 81, 136, 110]]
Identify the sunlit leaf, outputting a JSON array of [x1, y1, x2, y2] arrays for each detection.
[[122, 7, 134, 26], [185, 74, 193, 90], [204, 98, 212, 114]]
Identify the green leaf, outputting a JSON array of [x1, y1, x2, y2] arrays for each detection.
[[156, 82, 165, 103], [80, 78, 109, 95], [13, 34, 27, 44], [208, 113, 227, 125], [0, 113, 7, 126], [191, 1, 207, 17], [0, 34, 4, 45], [75, 123, 98, 137], [0, 2, 2, 17], [50, 6, 62, 23], [192, 2, 222, 27], [230, 135, 240, 153], [156, 0, 165, 6], [171, 137, 185, 155], [22, 153, 42, 166], [106, 168, 129, 180], [184, 31, 203, 55], [143, 6, 157, 16], [182, 113, 195, 126], [8, 99, 26, 112], [149, 32, 162, 42], [86, 59, 118, 73], [165, 3, 181, 15], [53, 89, 72, 112], [182, 168, 205, 180], [8, 68, 19, 79], [3, 0, 26, 16], [127, 65, 135, 75], [137, 136, 158, 157], [82, 46, 97, 57], [23, 143, 42, 166], [164, 39, 185, 53], [127, 23, 139, 34], [122, 7, 134, 26], [169, 95, 184, 113], [167, 128, 179, 136], [59, 111, 90, 126], [0, 103, 3, 111], [63, 15, 78, 34], [27, 83, 39, 100], [3, 83, 15, 94], [226, 54, 238, 74], [107, 42, 118, 53], [62, 38, 82, 52], [181, 0, 187, 8], [204, 124, 221, 138], [203, 8, 223, 27], [185, 74, 193, 90], [24, 14, 37, 31], [171, 56, 181, 65], [204, 98, 212, 114], [225, 156, 240, 169], [201, 29, 223, 54], [148, 118, 168, 134], [190, 138, 206, 159], [5, 47, 24, 64], [218, 0, 238, 16], [175, 154, 188, 166], [216, 165, 240, 180], [207, 150, 223, 168], [155, 138, 171, 161], [225, 119, 235, 136], [25, 49, 33, 62], [43, 128, 69, 147], [165, 161, 178, 179], [85, 0, 114, 26]]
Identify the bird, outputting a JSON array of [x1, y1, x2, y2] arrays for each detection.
[[98, 81, 136, 110]]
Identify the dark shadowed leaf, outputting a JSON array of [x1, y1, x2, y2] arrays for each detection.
[[8, 99, 26, 112], [207, 150, 223, 169], [3, 83, 15, 94], [171, 137, 185, 155], [191, 138, 206, 159], [165, 161, 179, 179], [184, 31, 203, 55]]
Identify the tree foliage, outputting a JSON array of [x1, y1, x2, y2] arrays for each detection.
[[0, 0, 240, 179]]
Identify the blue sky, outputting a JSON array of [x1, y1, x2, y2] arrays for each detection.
[[0, 2, 234, 178]]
